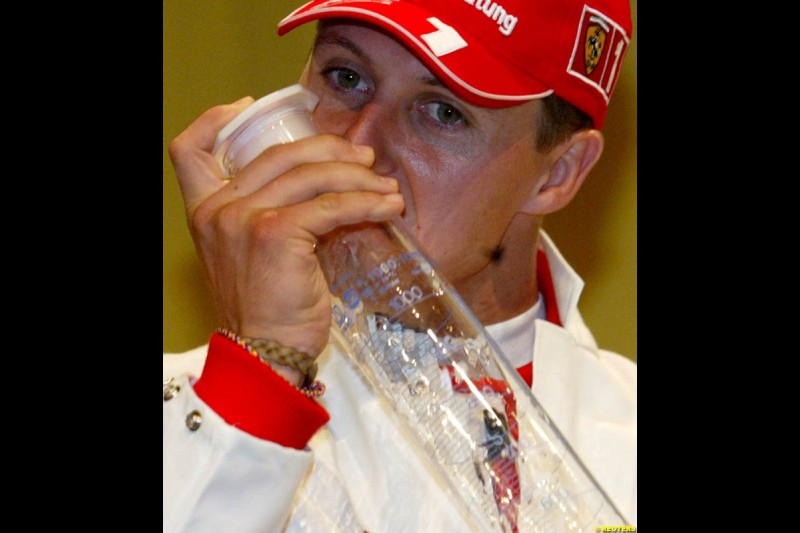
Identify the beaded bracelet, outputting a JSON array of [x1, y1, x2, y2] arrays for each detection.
[[216, 327, 325, 398]]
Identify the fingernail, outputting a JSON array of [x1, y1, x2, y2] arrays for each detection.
[[384, 193, 404, 204], [381, 176, 399, 191], [354, 144, 374, 157]]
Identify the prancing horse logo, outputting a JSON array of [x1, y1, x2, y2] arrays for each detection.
[[584, 24, 607, 75]]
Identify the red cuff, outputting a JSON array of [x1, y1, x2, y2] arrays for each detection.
[[193, 333, 330, 449]]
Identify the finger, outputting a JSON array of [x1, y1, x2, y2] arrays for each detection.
[[169, 96, 255, 213], [220, 134, 377, 200], [286, 191, 406, 239], [238, 161, 399, 210]]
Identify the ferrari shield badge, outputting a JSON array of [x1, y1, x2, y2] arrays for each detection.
[[584, 22, 607, 75]]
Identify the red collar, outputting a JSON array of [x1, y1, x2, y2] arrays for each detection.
[[514, 249, 562, 387]]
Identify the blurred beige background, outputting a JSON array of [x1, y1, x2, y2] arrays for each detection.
[[163, 0, 637, 362]]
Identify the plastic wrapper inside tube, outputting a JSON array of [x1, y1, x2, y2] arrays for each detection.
[[318, 221, 629, 533]]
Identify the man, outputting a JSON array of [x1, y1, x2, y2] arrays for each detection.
[[164, 0, 636, 531]]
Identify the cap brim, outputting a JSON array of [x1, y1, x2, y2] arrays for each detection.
[[278, 0, 552, 109]]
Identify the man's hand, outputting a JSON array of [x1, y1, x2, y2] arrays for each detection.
[[168, 96, 404, 385]]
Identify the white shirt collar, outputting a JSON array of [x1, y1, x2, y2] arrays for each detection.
[[484, 230, 585, 369], [536, 229, 584, 327]]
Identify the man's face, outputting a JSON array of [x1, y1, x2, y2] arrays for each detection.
[[303, 21, 551, 287]]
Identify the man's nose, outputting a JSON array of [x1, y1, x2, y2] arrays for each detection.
[[341, 102, 388, 147], [313, 99, 398, 176], [341, 102, 396, 176]]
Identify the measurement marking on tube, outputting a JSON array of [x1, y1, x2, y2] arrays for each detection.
[[388, 285, 425, 312]]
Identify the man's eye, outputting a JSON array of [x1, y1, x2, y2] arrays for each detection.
[[422, 102, 466, 127], [329, 68, 367, 91]]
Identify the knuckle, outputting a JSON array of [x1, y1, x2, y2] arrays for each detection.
[[316, 192, 343, 213], [189, 201, 217, 239], [249, 209, 282, 244], [217, 203, 250, 239], [190, 201, 243, 243], [168, 135, 190, 164]]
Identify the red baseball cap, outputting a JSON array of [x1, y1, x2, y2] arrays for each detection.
[[277, 0, 632, 129]]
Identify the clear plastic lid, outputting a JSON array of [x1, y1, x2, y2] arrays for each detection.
[[212, 84, 320, 175]]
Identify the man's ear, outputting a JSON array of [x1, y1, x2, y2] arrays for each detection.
[[521, 130, 604, 215]]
